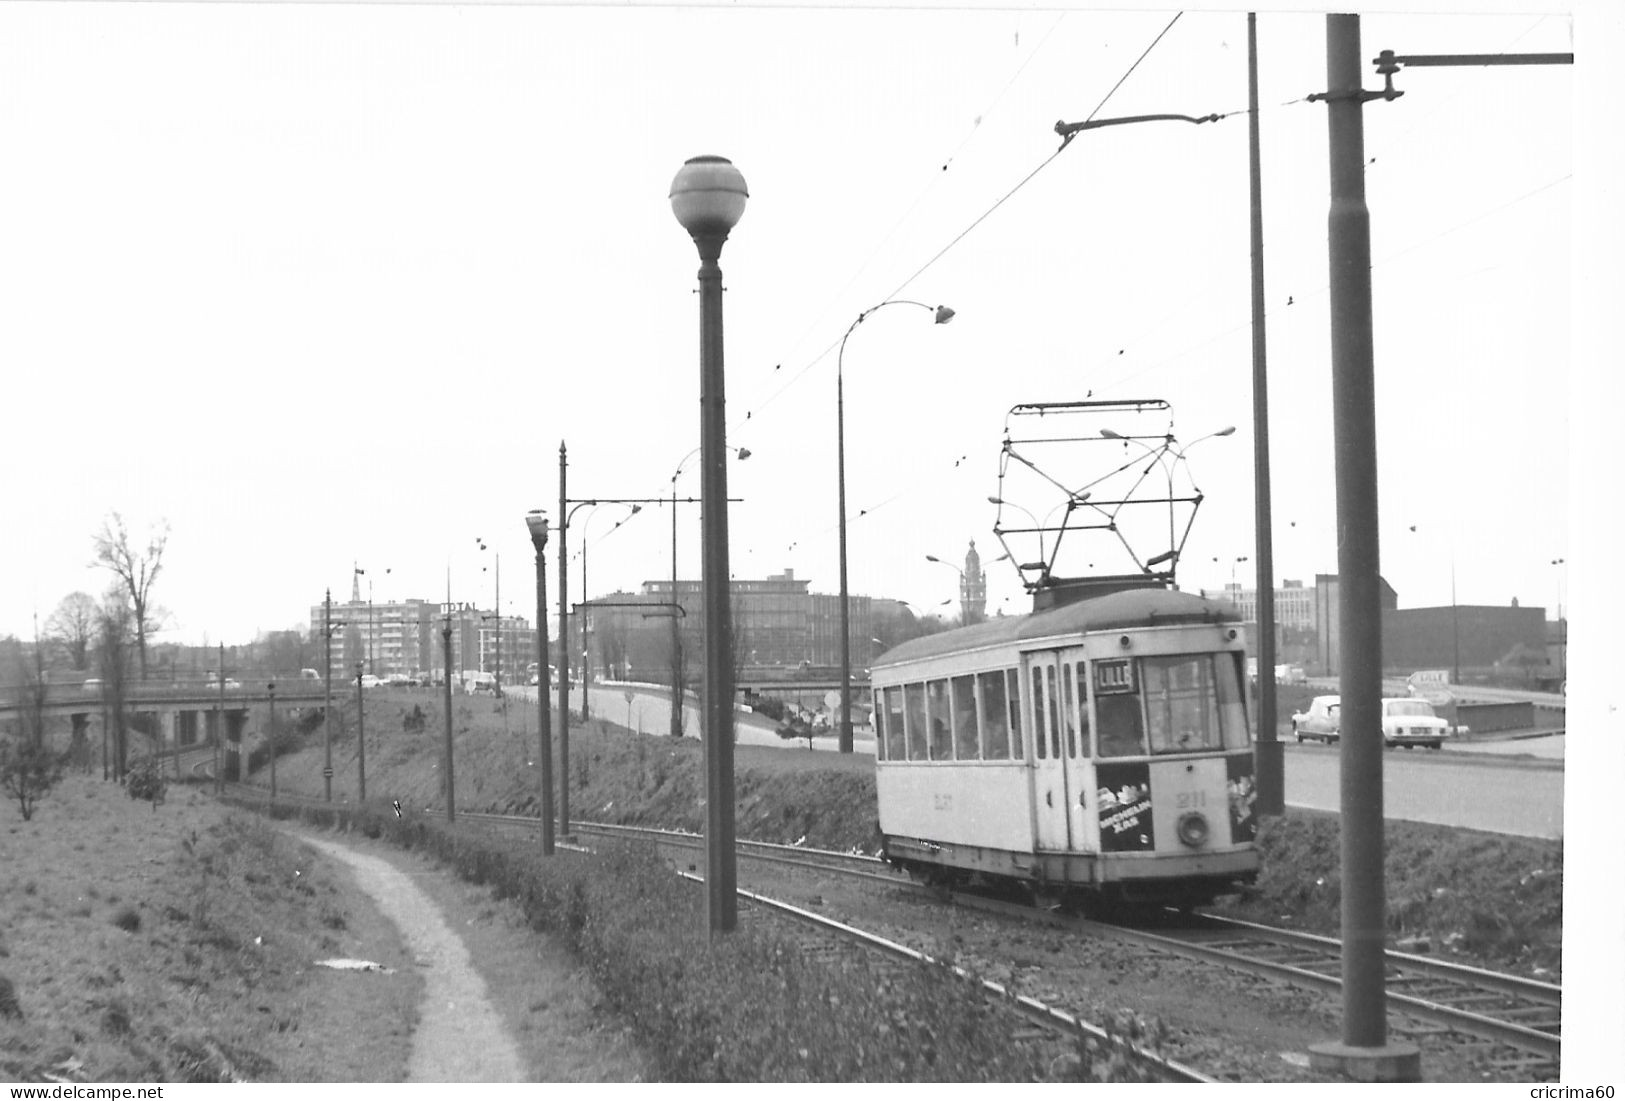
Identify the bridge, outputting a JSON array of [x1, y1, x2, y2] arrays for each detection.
[[0, 679, 333, 781]]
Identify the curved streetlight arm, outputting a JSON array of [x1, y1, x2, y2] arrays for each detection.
[[1056, 112, 1223, 139]]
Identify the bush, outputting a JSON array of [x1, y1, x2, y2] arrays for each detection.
[[0, 739, 64, 821], [124, 757, 168, 809]]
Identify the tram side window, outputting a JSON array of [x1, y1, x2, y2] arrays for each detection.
[[1143, 654, 1223, 754], [883, 686, 906, 761], [1096, 692, 1146, 758], [978, 670, 1010, 759], [1216, 651, 1251, 747], [1044, 665, 1062, 759], [1006, 669, 1023, 759], [904, 682, 927, 761], [927, 679, 953, 760], [951, 675, 979, 760], [1076, 664, 1092, 757], [1061, 662, 1078, 758], [1030, 666, 1047, 759]]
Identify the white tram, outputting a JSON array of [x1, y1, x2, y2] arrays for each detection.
[[870, 585, 1259, 907]]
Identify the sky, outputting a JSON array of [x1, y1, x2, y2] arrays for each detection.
[[0, 0, 1595, 647]]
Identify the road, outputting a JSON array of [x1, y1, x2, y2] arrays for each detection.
[[1280, 742, 1563, 839]]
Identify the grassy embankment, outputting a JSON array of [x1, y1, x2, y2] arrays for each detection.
[[0, 772, 418, 1082], [267, 688, 1563, 977]]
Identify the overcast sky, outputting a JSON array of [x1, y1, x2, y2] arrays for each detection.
[[0, 0, 1594, 645]]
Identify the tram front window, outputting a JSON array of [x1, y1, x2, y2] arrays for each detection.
[[1143, 654, 1248, 753]]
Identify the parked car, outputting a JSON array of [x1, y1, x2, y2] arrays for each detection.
[[1291, 695, 1341, 743], [359, 674, 383, 689], [1380, 698, 1451, 750], [83, 678, 102, 692]]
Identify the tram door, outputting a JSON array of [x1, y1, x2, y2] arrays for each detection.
[[1059, 648, 1092, 849], [1026, 651, 1072, 850]]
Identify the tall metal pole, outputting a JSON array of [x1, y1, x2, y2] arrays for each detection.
[[1309, 14, 1419, 1081], [217, 644, 226, 786], [581, 538, 590, 721], [1249, 12, 1283, 817], [268, 681, 276, 801], [529, 514, 555, 854], [557, 442, 571, 838], [323, 589, 333, 802], [441, 619, 455, 823], [211, 655, 221, 795], [837, 366, 853, 754], [494, 555, 502, 697], [695, 227, 738, 933], [670, 479, 682, 738], [355, 661, 366, 803]]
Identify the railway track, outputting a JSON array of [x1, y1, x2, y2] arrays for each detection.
[[460, 810, 1560, 1077]]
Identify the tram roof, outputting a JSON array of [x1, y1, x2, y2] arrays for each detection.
[[873, 587, 1240, 669]]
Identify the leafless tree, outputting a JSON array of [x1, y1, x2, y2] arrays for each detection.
[[98, 596, 134, 780], [45, 591, 99, 671], [92, 513, 169, 682]]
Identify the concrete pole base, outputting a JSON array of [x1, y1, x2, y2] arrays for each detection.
[[1308, 1040, 1422, 1082]]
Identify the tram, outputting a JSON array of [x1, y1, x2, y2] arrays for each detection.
[[870, 581, 1259, 908]]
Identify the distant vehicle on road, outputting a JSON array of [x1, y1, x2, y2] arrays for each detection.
[[299, 669, 322, 682], [1275, 663, 1307, 684], [359, 674, 383, 689], [1291, 696, 1341, 743], [385, 673, 412, 687], [83, 678, 102, 691], [1292, 695, 1452, 750], [1380, 698, 1451, 750]]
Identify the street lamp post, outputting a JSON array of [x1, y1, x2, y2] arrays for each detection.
[[671, 153, 747, 935], [323, 589, 334, 802], [837, 300, 955, 754], [1551, 558, 1565, 684], [355, 661, 366, 803], [441, 614, 455, 823], [526, 510, 555, 855], [267, 681, 276, 801]]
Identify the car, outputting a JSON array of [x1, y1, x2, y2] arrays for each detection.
[[206, 678, 243, 691], [1291, 695, 1341, 743], [385, 673, 412, 687], [359, 674, 383, 689], [1381, 698, 1451, 750], [83, 678, 103, 692]]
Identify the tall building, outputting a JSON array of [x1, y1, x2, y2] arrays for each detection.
[[960, 540, 988, 625], [308, 596, 531, 682], [588, 568, 876, 682], [1200, 578, 1319, 631]]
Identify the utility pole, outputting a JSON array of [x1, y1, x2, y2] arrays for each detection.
[[1307, 15, 1418, 1081], [557, 442, 571, 838], [1248, 12, 1282, 818], [442, 616, 455, 823], [323, 589, 334, 802], [355, 661, 366, 803]]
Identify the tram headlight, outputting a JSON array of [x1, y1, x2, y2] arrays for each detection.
[[1176, 811, 1211, 849]]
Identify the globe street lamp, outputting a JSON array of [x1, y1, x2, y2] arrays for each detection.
[[837, 300, 954, 754], [525, 510, 555, 855], [671, 153, 747, 936]]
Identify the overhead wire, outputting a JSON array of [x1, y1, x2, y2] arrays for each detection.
[[726, 13, 1196, 580]]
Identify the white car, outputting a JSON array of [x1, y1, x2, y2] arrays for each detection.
[[1381, 698, 1451, 750], [359, 674, 383, 689]]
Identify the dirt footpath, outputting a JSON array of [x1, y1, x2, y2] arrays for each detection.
[[288, 828, 650, 1082]]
